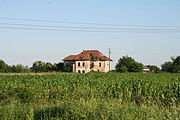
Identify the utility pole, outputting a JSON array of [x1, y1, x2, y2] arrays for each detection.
[[108, 48, 111, 72]]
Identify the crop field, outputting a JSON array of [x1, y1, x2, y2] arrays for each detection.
[[0, 73, 180, 120]]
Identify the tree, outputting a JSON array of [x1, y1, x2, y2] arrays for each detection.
[[161, 62, 173, 72], [10, 64, 30, 73], [55, 62, 64, 72], [130, 62, 143, 72], [0, 60, 31, 73], [31, 61, 46, 72], [55, 62, 72, 72], [0, 60, 9, 73], [173, 56, 180, 65], [63, 63, 72, 72], [116, 65, 128, 72], [172, 56, 180, 73], [161, 56, 180, 73], [115, 56, 143, 72], [45, 62, 54, 72], [146, 65, 160, 73]]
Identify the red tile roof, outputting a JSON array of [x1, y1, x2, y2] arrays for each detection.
[[63, 50, 112, 61]]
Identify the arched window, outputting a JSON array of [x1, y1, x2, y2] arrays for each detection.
[[78, 70, 81, 73], [99, 63, 101, 67], [91, 63, 94, 69], [78, 62, 80, 67], [82, 70, 85, 73], [83, 62, 85, 67]]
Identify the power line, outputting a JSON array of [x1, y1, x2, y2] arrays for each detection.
[[0, 22, 180, 31], [0, 26, 180, 33], [0, 17, 180, 28]]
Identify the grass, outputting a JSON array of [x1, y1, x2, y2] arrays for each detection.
[[0, 72, 180, 119]]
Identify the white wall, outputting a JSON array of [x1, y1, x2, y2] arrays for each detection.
[[74, 61, 111, 73]]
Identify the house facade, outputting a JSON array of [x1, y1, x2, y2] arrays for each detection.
[[63, 50, 112, 73]]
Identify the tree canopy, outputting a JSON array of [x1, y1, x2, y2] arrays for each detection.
[[146, 65, 160, 73], [161, 56, 180, 73], [1, 55, 179, 73], [30, 61, 72, 73], [115, 56, 143, 72], [0, 60, 9, 73], [0, 60, 30, 73]]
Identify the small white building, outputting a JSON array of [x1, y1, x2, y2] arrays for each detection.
[[63, 50, 112, 73], [142, 66, 150, 73]]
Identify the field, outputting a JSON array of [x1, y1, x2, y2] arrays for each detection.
[[0, 73, 180, 120]]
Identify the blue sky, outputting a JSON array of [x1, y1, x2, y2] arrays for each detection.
[[0, 0, 180, 69]]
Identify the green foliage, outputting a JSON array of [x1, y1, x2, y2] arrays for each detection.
[[161, 56, 180, 73], [55, 62, 64, 72], [55, 62, 72, 72], [0, 60, 72, 73], [146, 65, 160, 73], [11, 64, 30, 73], [6, 88, 36, 103], [63, 63, 73, 72], [45, 62, 54, 72], [161, 61, 173, 72], [0, 60, 30, 73], [0, 73, 180, 119], [115, 56, 143, 72], [31, 61, 72, 73], [0, 60, 9, 73], [116, 65, 128, 72], [31, 61, 46, 72], [172, 56, 180, 73]]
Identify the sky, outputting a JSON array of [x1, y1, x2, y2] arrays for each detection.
[[0, 0, 180, 69]]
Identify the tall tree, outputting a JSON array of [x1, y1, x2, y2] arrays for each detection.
[[161, 56, 180, 73], [11, 64, 30, 73], [0, 60, 9, 73], [31, 61, 46, 72], [115, 56, 143, 72], [172, 56, 180, 73], [56, 62, 64, 72], [161, 62, 173, 72]]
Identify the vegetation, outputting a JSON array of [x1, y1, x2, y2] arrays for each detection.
[[0, 60, 9, 73], [146, 65, 160, 73], [0, 60, 30, 73], [1, 55, 180, 73], [161, 56, 180, 73], [115, 56, 143, 72], [0, 60, 72, 73], [31, 61, 55, 72], [0, 73, 179, 119]]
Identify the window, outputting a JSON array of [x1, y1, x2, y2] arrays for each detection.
[[83, 62, 85, 67], [99, 63, 101, 67], [78, 70, 81, 73], [97, 70, 100, 72], [78, 62, 80, 67], [90, 63, 94, 69], [82, 70, 85, 73]]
